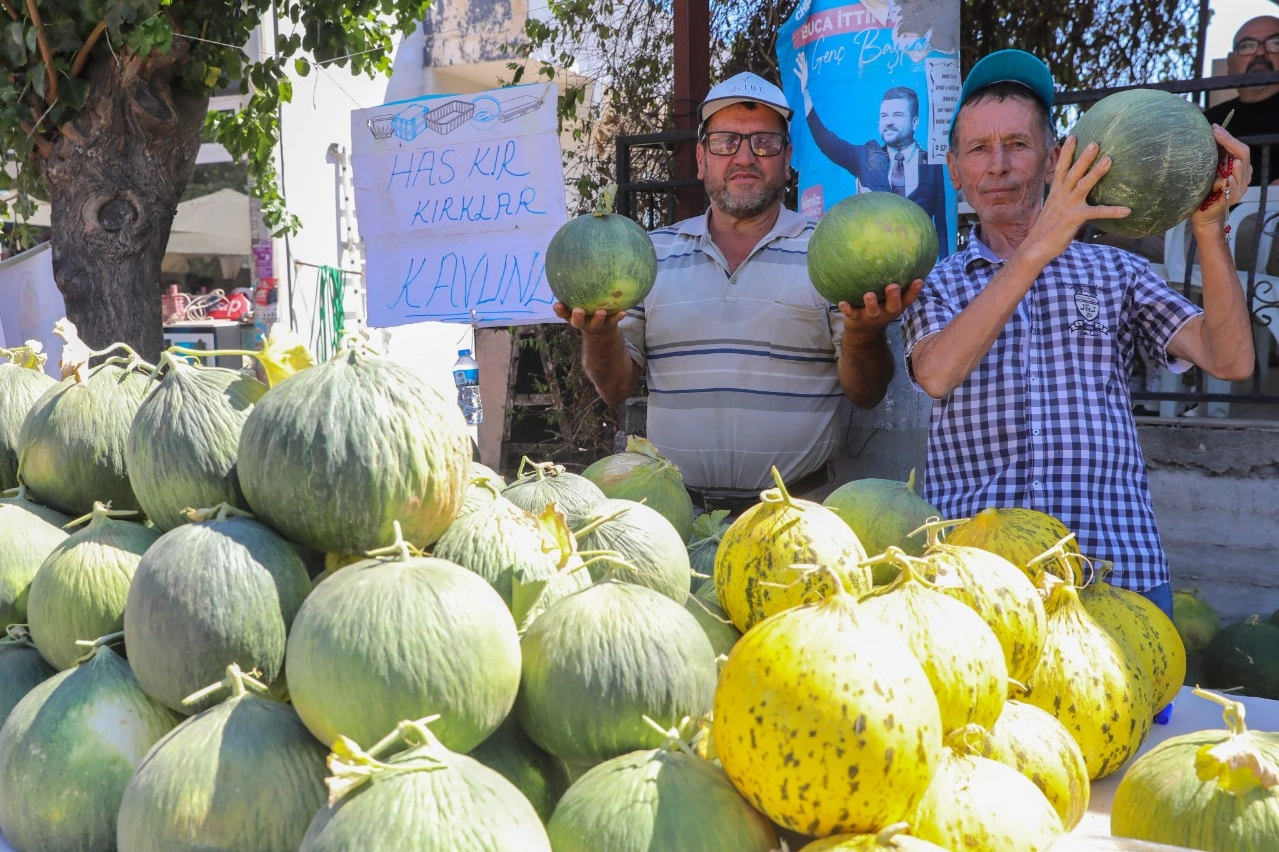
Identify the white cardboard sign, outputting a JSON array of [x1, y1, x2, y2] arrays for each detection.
[[351, 83, 568, 327]]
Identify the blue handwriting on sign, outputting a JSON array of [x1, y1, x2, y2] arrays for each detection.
[[409, 187, 545, 226], [389, 248, 551, 312], [386, 149, 458, 189], [468, 140, 530, 181]]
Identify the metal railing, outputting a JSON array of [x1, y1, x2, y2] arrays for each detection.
[[615, 71, 1279, 421]]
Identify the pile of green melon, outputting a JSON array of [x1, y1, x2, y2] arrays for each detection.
[[0, 326, 1269, 852]]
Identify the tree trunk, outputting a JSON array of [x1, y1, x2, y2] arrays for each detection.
[[38, 42, 210, 362]]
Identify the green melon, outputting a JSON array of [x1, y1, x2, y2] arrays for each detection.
[[27, 504, 161, 670], [0, 487, 70, 628], [285, 547, 522, 753], [582, 437, 695, 543], [807, 191, 938, 305], [1069, 88, 1217, 238], [126, 354, 269, 532], [0, 635, 55, 729], [469, 714, 571, 824], [547, 745, 778, 852], [0, 646, 182, 852], [123, 509, 313, 714], [237, 341, 472, 553], [545, 186, 657, 313], [299, 720, 552, 852], [516, 580, 717, 766], [16, 361, 155, 516], [1201, 617, 1279, 700], [823, 470, 937, 584], [502, 458, 606, 516], [116, 666, 329, 852], [571, 497, 693, 601], [1176, 587, 1222, 654], [0, 357, 56, 492]]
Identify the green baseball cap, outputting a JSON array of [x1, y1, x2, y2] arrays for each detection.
[[959, 49, 1055, 109]]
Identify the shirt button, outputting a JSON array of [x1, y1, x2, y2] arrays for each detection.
[[1032, 428, 1041, 435], [729, 276, 737, 285], [1032, 480, 1041, 489]]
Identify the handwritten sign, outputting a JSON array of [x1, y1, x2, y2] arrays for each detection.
[[351, 84, 567, 327]]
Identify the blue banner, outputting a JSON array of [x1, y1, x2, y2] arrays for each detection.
[[777, 0, 960, 258]]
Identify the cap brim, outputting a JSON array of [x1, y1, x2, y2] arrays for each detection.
[[959, 49, 1055, 109], [699, 97, 794, 127]]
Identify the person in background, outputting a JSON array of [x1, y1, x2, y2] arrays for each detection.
[[553, 72, 921, 516], [1205, 14, 1279, 186], [901, 50, 1254, 624], [793, 54, 949, 259]]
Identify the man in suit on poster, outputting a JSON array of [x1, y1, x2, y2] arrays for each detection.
[[794, 53, 949, 258]]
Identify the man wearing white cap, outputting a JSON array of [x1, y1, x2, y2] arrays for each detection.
[[901, 50, 1254, 622], [554, 71, 921, 514]]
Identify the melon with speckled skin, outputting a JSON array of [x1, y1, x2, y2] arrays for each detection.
[[910, 745, 1063, 851], [1081, 569, 1187, 712], [1021, 582, 1153, 780], [1069, 88, 1218, 239], [980, 699, 1091, 831], [944, 507, 1080, 586], [714, 471, 870, 632], [713, 588, 943, 836]]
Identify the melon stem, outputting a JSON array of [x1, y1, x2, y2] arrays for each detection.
[[911, 516, 968, 549], [758, 465, 794, 508], [66, 500, 138, 530]]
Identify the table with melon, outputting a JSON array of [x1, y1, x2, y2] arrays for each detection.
[[2, 87, 1276, 852]]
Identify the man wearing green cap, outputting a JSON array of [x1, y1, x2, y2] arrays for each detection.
[[901, 49, 1255, 622]]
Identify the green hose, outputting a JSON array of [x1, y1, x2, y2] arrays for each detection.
[[313, 265, 346, 361]]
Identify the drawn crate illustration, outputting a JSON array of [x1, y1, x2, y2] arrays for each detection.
[[422, 100, 477, 135], [499, 94, 544, 122], [392, 104, 432, 141], [367, 114, 395, 139]]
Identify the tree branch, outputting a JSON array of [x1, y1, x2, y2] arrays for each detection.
[[70, 21, 107, 78], [0, 0, 16, 21], [24, 0, 57, 105], [19, 119, 53, 158]]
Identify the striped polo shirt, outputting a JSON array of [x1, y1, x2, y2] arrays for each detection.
[[619, 207, 844, 494], [901, 231, 1202, 592]]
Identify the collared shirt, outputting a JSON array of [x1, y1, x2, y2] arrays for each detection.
[[901, 230, 1202, 592], [619, 207, 844, 494]]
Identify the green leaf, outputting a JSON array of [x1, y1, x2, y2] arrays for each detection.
[[293, 56, 310, 77]]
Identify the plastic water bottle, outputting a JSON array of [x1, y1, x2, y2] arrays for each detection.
[[452, 349, 483, 425]]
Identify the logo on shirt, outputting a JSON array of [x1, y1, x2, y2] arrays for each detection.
[[1069, 285, 1110, 336]]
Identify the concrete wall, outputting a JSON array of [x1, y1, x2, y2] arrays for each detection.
[[1140, 422, 1279, 625]]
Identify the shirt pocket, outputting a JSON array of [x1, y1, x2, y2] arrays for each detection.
[[766, 300, 835, 361]]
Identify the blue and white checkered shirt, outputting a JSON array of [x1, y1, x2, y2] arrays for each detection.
[[901, 231, 1202, 592]]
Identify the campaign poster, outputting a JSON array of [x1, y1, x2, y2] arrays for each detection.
[[351, 83, 567, 327], [777, 0, 960, 259]]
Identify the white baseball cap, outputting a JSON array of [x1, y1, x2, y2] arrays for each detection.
[[698, 72, 794, 130]]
